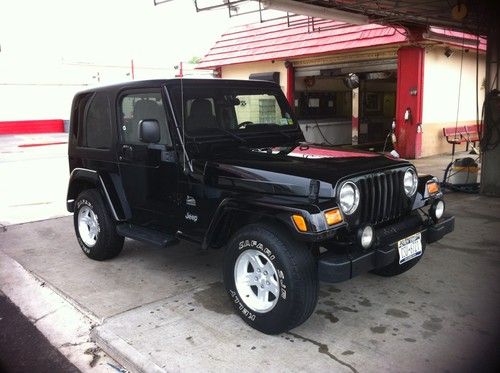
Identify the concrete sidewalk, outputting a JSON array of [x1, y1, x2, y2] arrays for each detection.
[[1, 193, 499, 372], [1, 133, 497, 372]]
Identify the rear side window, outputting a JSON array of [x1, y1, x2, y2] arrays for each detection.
[[70, 93, 92, 140], [81, 92, 112, 149]]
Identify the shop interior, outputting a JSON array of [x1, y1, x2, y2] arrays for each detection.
[[294, 62, 397, 149]]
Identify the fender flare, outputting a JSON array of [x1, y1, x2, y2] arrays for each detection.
[[201, 197, 324, 249], [66, 168, 131, 221]]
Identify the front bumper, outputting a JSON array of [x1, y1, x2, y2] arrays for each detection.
[[318, 215, 455, 283]]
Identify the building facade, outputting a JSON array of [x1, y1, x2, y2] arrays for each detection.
[[198, 17, 486, 158]]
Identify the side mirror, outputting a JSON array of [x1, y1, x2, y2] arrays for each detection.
[[139, 119, 160, 143]]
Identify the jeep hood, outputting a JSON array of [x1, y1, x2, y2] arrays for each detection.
[[195, 145, 410, 198]]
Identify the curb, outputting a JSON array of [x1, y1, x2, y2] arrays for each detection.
[[0, 251, 117, 372], [25, 266, 102, 325], [91, 326, 165, 373]]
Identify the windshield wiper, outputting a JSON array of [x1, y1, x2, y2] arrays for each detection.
[[243, 123, 290, 139], [210, 127, 248, 145], [261, 124, 297, 143]]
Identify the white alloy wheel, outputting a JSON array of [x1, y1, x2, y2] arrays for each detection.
[[234, 249, 280, 313], [78, 205, 99, 247]]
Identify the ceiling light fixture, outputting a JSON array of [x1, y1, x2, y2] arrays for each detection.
[[422, 30, 479, 47], [260, 0, 369, 25]]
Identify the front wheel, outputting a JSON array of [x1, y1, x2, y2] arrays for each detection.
[[223, 223, 318, 334], [74, 189, 124, 261]]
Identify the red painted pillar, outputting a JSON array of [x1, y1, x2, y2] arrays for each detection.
[[286, 62, 295, 108], [395, 47, 425, 159], [352, 87, 359, 145]]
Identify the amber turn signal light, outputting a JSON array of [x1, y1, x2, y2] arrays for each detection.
[[324, 208, 343, 226], [427, 181, 440, 194], [291, 214, 308, 232]]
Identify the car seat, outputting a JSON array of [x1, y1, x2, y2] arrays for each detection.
[[186, 98, 217, 132]]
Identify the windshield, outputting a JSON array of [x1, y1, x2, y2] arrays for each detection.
[[168, 83, 299, 139]]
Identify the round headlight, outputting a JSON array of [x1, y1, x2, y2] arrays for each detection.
[[339, 181, 360, 215], [403, 169, 418, 197]]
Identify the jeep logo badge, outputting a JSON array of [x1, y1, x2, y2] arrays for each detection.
[[185, 212, 198, 223]]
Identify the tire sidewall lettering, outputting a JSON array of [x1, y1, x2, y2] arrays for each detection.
[[236, 238, 288, 305], [77, 236, 91, 254], [224, 225, 318, 334], [228, 289, 256, 321], [77, 199, 92, 210], [238, 239, 275, 261]]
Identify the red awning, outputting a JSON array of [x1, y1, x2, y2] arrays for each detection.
[[197, 16, 486, 70], [197, 17, 408, 69]]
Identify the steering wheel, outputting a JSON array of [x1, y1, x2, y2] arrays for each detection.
[[238, 121, 254, 129]]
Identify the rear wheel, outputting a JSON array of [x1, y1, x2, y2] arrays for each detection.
[[74, 189, 124, 261], [223, 223, 318, 334]]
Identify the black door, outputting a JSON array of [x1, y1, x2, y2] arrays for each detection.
[[117, 88, 180, 230]]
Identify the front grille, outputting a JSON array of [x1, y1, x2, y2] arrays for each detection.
[[356, 169, 410, 225]]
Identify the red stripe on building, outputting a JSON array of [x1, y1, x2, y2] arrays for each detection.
[[0, 120, 65, 135]]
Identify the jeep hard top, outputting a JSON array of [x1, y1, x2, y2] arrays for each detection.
[[67, 78, 454, 334]]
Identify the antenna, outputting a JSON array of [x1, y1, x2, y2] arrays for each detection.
[[179, 61, 188, 173], [165, 63, 193, 174]]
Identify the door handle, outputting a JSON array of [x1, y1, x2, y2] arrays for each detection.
[[120, 144, 133, 161]]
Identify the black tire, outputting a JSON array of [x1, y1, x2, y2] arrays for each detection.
[[73, 189, 124, 261], [372, 243, 426, 277], [223, 223, 318, 334]]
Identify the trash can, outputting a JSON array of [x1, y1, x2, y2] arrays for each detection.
[[449, 157, 479, 185]]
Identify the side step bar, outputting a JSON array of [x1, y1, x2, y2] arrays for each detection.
[[116, 224, 179, 247]]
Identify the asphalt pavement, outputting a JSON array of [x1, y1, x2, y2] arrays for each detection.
[[0, 291, 79, 373]]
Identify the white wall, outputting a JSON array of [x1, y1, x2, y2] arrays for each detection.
[[0, 0, 229, 123], [0, 58, 86, 120], [0, 58, 205, 121], [421, 46, 486, 156], [221, 61, 288, 93], [0, 85, 83, 121]]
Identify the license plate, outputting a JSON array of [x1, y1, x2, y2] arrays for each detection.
[[398, 232, 422, 265]]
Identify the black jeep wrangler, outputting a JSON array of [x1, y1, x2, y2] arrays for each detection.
[[67, 79, 454, 334]]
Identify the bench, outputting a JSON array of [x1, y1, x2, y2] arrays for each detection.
[[443, 124, 481, 156]]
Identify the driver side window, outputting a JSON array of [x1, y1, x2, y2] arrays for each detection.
[[120, 91, 172, 146]]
